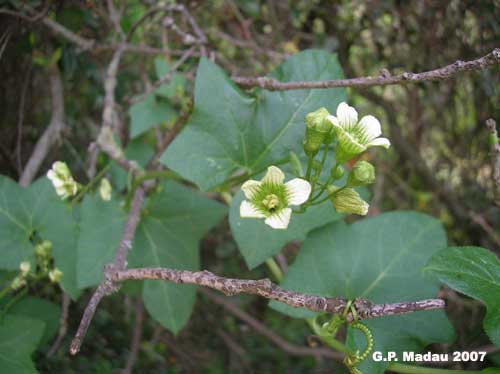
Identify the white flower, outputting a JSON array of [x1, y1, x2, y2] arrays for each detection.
[[47, 161, 79, 199], [239, 166, 311, 230], [99, 178, 112, 201], [327, 102, 390, 162]]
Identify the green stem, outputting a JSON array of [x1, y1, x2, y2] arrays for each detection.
[[72, 163, 111, 204], [0, 288, 27, 320], [306, 318, 354, 355], [265, 258, 283, 282], [305, 156, 314, 180], [310, 186, 346, 206], [387, 363, 483, 374], [0, 286, 11, 301]]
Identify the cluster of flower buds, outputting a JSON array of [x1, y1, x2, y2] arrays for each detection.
[[47, 161, 80, 199], [240, 102, 390, 229]]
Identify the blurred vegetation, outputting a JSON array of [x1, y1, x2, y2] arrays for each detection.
[[0, 0, 499, 373]]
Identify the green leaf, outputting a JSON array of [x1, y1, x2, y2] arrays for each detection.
[[76, 195, 127, 289], [129, 94, 176, 138], [129, 181, 227, 334], [108, 139, 155, 190], [154, 58, 187, 99], [161, 50, 346, 191], [229, 191, 342, 268], [8, 296, 60, 346], [424, 246, 500, 347], [0, 176, 79, 299], [0, 315, 45, 374], [271, 211, 454, 374]]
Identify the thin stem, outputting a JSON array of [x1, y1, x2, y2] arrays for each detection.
[[306, 318, 353, 355], [72, 163, 111, 204], [0, 285, 12, 300], [0, 288, 27, 319], [387, 363, 483, 374], [305, 156, 314, 180], [265, 258, 283, 282]]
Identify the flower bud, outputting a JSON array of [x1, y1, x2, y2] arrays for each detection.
[[99, 178, 112, 201], [52, 161, 71, 179], [347, 160, 375, 187], [35, 240, 52, 258], [11, 276, 26, 290], [329, 187, 369, 216], [303, 107, 332, 156], [19, 261, 31, 276], [49, 268, 63, 283], [331, 165, 345, 180], [47, 161, 79, 200]]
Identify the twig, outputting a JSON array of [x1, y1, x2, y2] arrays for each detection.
[[106, 0, 125, 39], [216, 329, 250, 365], [202, 289, 341, 361], [232, 49, 500, 90], [122, 298, 144, 374], [19, 65, 65, 186], [129, 46, 196, 105], [112, 268, 445, 320], [486, 118, 500, 206], [47, 292, 71, 357], [148, 110, 190, 167], [70, 186, 146, 355], [16, 66, 31, 175]]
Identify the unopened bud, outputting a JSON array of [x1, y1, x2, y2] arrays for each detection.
[[20, 261, 31, 276], [329, 188, 369, 216], [347, 161, 375, 187], [48, 268, 63, 283], [99, 178, 112, 201], [35, 240, 52, 258], [304, 107, 332, 156], [331, 165, 345, 180], [11, 276, 26, 290]]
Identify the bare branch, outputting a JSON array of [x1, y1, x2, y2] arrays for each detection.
[[486, 118, 500, 206], [19, 65, 65, 186], [47, 292, 71, 357], [129, 46, 196, 105], [202, 289, 342, 361], [70, 186, 146, 355], [112, 267, 445, 320], [122, 299, 144, 374], [233, 49, 500, 90]]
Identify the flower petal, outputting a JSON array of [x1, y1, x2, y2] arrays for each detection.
[[336, 102, 358, 130], [264, 208, 292, 229], [261, 166, 284, 185], [241, 180, 262, 199], [240, 200, 265, 218], [285, 178, 311, 205], [358, 115, 381, 142], [367, 137, 391, 149], [47, 170, 56, 181], [327, 114, 340, 128]]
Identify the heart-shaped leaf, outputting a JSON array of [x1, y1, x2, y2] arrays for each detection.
[[271, 211, 454, 374], [424, 246, 500, 347], [0, 176, 79, 298], [0, 315, 45, 374], [161, 50, 346, 191], [129, 181, 227, 333], [229, 190, 342, 268]]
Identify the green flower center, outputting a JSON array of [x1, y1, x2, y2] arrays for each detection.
[[262, 194, 280, 211], [251, 183, 289, 216]]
